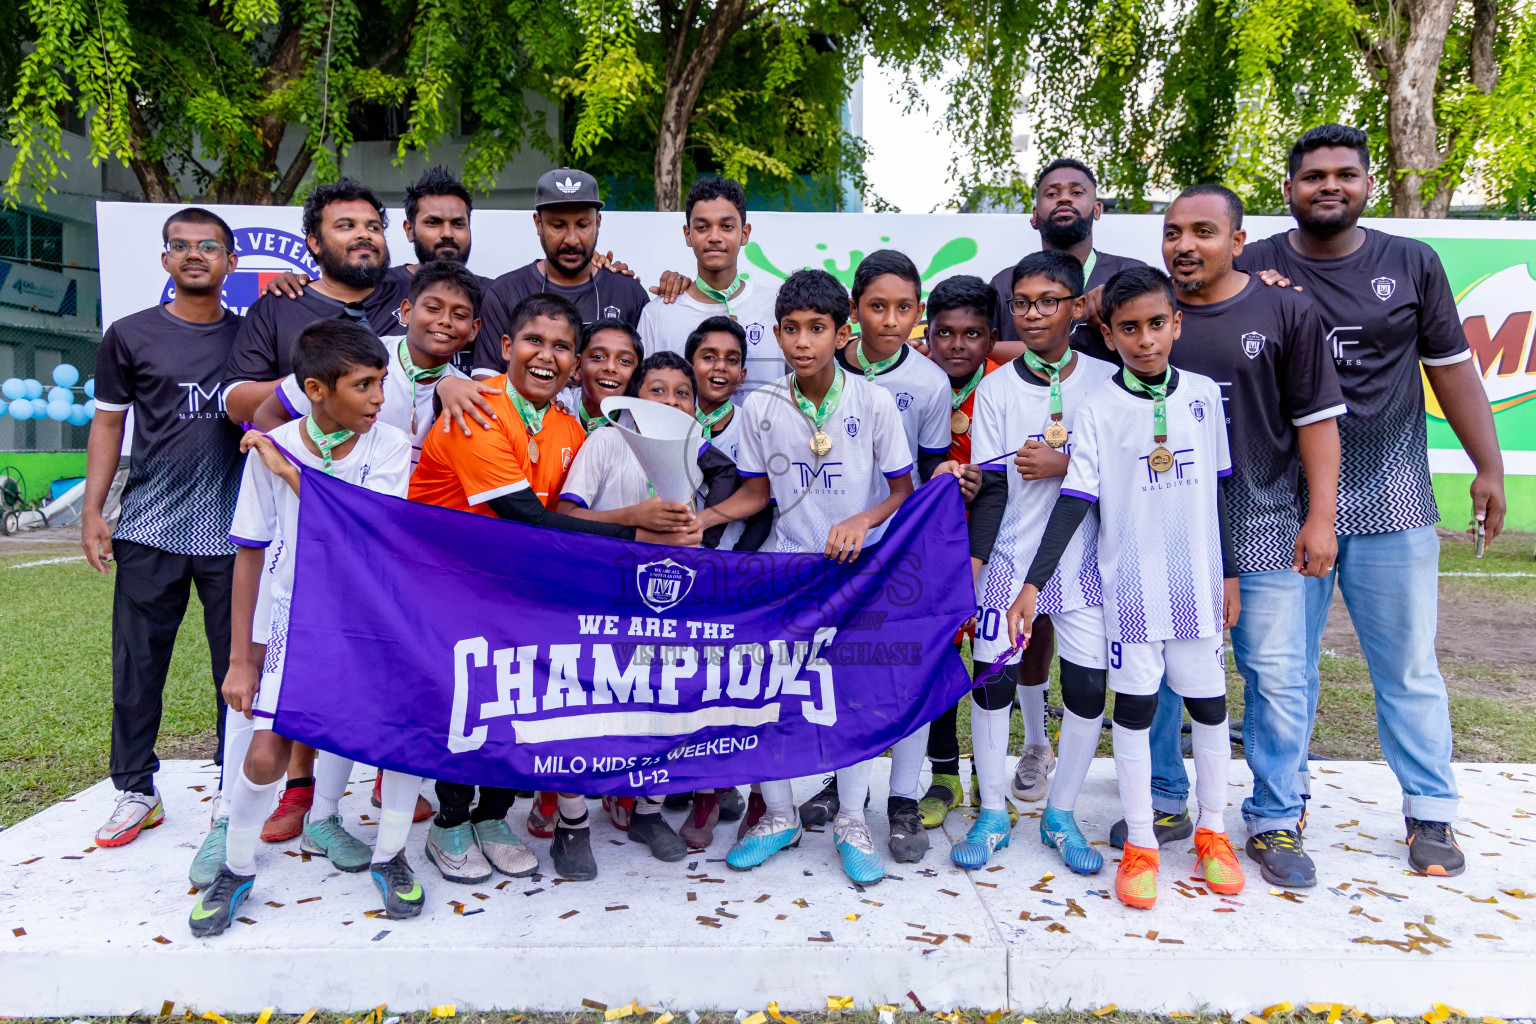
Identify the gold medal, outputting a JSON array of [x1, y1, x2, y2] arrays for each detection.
[[809, 431, 834, 457], [1147, 445, 1174, 473], [950, 409, 970, 434], [1043, 421, 1069, 449], [527, 437, 541, 464]]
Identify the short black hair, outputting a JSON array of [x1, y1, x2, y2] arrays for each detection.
[[627, 351, 697, 400], [290, 319, 387, 390], [685, 314, 748, 362], [1288, 123, 1371, 177], [685, 177, 748, 222], [407, 260, 484, 316], [303, 178, 387, 239], [404, 166, 473, 223], [852, 248, 922, 303], [508, 293, 582, 343], [580, 316, 643, 358], [162, 207, 235, 251], [1036, 158, 1097, 191], [775, 268, 850, 328], [1011, 251, 1085, 297], [1174, 183, 1244, 230], [925, 274, 997, 324], [1100, 266, 1177, 325]]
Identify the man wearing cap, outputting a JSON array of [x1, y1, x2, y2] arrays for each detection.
[[469, 169, 651, 379]]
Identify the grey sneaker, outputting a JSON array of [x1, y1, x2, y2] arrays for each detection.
[[425, 821, 493, 884], [299, 813, 371, 872], [189, 817, 230, 889], [473, 818, 538, 877], [1009, 745, 1055, 803], [97, 788, 164, 847]]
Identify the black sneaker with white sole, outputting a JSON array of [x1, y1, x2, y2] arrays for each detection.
[[1109, 808, 1194, 849], [798, 776, 840, 826]]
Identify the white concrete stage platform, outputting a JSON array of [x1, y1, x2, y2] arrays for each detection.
[[3, 759, 1535, 1018]]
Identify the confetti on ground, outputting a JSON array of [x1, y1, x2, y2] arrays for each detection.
[[255, 1009, 273, 1024], [428, 1006, 455, 1018], [296, 896, 322, 904], [12, 927, 25, 937], [1092, 1005, 1118, 1016], [605, 905, 629, 912], [906, 991, 927, 1012], [1263, 1003, 1294, 1017], [297, 1009, 318, 1024], [153, 935, 171, 944], [937, 889, 959, 897], [743, 1013, 767, 1024], [19, 857, 42, 865], [371, 930, 390, 941], [561, 910, 580, 919], [827, 997, 854, 1009]]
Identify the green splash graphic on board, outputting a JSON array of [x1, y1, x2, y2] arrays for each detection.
[[743, 236, 979, 296]]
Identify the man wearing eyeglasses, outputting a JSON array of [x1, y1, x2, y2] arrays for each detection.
[[988, 159, 1147, 366], [83, 207, 247, 848]]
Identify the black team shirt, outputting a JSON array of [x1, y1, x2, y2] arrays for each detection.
[[222, 272, 411, 392], [93, 305, 245, 556], [1172, 275, 1346, 573], [1235, 228, 1471, 536], [990, 248, 1146, 364], [471, 261, 650, 377]]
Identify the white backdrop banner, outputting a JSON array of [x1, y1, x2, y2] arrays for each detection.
[[96, 202, 1536, 475]]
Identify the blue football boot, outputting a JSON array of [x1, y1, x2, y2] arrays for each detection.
[[1040, 805, 1104, 875], [727, 811, 802, 870], [951, 807, 1012, 869], [833, 814, 886, 885]]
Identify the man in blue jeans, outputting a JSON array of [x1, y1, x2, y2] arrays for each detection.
[[1127, 125, 1506, 880]]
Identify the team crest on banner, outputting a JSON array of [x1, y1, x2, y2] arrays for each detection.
[[636, 558, 696, 613], [844, 415, 861, 438], [1241, 331, 1266, 359], [158, 226, 317, 315], [896, 392, 914, 411], [1189, 399, 1207, 423], [1372, 277, 1396, 301]]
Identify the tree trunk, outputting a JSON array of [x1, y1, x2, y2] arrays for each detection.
[[652, 0, 754, 211], [125, 97, 181, 203]]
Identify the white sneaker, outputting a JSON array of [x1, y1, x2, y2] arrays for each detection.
[[96, 788, 164, 847], [1009, 745, 1055, 802]]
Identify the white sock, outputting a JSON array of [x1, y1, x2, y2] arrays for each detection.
[[887, 725, 930, 801], [1190, 717, 1232, 833], [635, 797, 663, 815], [1112, 722, 1155, 849], [225, 767, 279, 876], [373, 770, 421, 863], [836, 760, 872, 817], [1047, 708, 1102, 813], [557, 794, 588, 826], [970, 701, 1012, 811], [1019, 683, 1049, 749], [307, 750, 353, 823], [759, 780, 795, 819], [216, 708, 255, 819]]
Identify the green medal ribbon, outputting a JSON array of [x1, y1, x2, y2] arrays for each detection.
[[1120, 365, 1171, 440], [696, 400, 733, 442], [1081, 249, 1099, 289], [398, 338, 448, 384], [303, 415, 355, 474], [1022, 347, 1074, 421], [578, 401, 609, 435], [951, 366, 984, 410], [792, 366, 845, 432], [856, 339, 903, 380], [696, 273, 746, 316], [504, 379, 548, 436]]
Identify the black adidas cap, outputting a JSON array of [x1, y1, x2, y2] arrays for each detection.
[[534, 168, 604, 210]]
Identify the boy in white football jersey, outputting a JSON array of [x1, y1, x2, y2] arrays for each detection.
[[949, 251, 1116, 872], [559, 318, 643, 435], [1007, 267, 1245, 909], [698, 269, 914, 884], [795, 249, 950, 863], [190, 321, 419, 936]]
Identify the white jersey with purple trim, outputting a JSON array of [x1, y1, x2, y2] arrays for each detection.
[[276, 337, 466, 467], [638, 280, 784, 391], [1063, 369, 1232, 645], [560, 424, 651, 512], [229, 418, 410, 658], [837, 344, 951, 487], [737, 371, 911, 554], [970, 352, 1116, 664]]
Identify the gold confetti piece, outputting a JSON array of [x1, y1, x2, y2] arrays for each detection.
[[582, 1001, 608, 1012], [1498, 888, 1533, 899], [604, 1003, 633, 1020], [496, 881, 511, 890], [932, 1010, 962, 1024], [687, 893, 697, 902], [1474, 933, 1503, 940], [560, 910, 580, 919], [265, 901, 284, 908], [937, 889, 959, 897], [1467, 895, 1498, 903], [1243, 1016, 1267, 1024], [429, 1006, 456, 1018], [1092, 1005, 1118, 1017], [954, 933, 971, 943], [19, 857, 42, 865], [255, 1010, 273, 1024], [236, 917, 257, 925], [1329, 1006, 1344, 1024], [743, 1013, 767, 1024], [1214, 908, 1236, 913], [756, 894, 771, 903], [656, 1015, 675, 1024], [845, 913, 860, 921], [296, 896, 321, 904], [1065, 899, 1086, 918], [1376, 1019, 1397, 1024], [775, 914, 787, 920], [1045, 923, 1069, 933], [975, 881, 997, 888], [1264, 1003, 1294, 1017], [1497, 909, 1519, 919], [793, 898, 809, 908], [1158, 938, 1184, 944], [1308, 1006, 1331, 1016], [605, 905, 629, 912], [828, 997, 854, 1010], [768, 1003, 784, 1020], [11, 927, 25, 937], [876, 1007, 899, 1015], [986, 865, 1004, 872], [472, 892, 490, 901], [297, 1008, 319, 1024], [159, 1003, 175, 1019], [153, 935, 171, 945], [1483, 1018, 1508, 1023]]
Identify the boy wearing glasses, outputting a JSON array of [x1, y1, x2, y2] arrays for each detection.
[[84, 208, 247, 848]]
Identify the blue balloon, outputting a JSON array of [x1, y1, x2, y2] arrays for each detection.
[[52, 363, 80, 388], [1, 378, 23, 401], [23, 379, 44, 400], [47, 387, 71, 405], [84, 378, 96, 399], [46, 401, 71, 422], [84, 399, 97, 419], [32, 397, 49, 416], [67, 404, 90, 426], [9, 398, 34, 420]]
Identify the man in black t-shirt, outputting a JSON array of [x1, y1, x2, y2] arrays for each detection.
[[83, 208, 246, 848], [223, 178, 408, 426], [1235, 125, 1504, 878], [1125, 185, 1345, 889], [987, 159, 1146, 365], [470, 168, 650, 378]]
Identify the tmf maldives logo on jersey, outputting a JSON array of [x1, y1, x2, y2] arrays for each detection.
[[158, 225, 318, 312]]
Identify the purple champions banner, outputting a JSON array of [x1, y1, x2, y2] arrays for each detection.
[[273, 469, 976, 795]]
